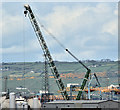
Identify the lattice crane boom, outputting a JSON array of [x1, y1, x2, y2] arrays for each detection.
[[24, 5, 69, 100]]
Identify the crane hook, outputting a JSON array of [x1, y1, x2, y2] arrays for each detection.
[[24, 10, 28, 17]]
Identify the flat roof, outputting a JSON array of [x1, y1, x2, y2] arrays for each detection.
[[47, 100, 120, 104]]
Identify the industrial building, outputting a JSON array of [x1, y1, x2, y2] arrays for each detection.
[[42, 100, 120, 109]]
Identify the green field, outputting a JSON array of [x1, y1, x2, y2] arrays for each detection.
[[1, 60, 119, 95]]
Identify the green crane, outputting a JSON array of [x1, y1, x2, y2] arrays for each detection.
[[65, 49, 91, 100], [24, 5, 69, 100], [24, 4, 91, 100]]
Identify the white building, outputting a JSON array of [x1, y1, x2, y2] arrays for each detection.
[[67, 83, 79, 87]]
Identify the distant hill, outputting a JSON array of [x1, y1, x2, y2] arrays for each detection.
[[1, 60, 119, 93], [2, 60, 118, 78]]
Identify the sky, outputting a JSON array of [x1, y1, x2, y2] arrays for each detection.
[[1, 1, 118, 62]]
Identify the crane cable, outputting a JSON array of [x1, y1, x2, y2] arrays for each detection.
[[35, 13, 89, 70], [40, 24, 66, 50], [22, 12, 26, 95], [35, 13, 66, 50]]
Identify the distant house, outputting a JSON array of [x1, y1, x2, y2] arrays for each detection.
[[30, 71, 34, 73], [101, 59, 111, 62], [67, 83, 79, 87]]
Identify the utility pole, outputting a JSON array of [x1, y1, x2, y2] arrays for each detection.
[[44, 54, 49, 95], [107, 78, 110, 100], [4, 76, 8, 92], [42, 54, 49, 102]]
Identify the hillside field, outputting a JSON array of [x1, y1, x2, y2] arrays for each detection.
[[1, 60, 119, 94]]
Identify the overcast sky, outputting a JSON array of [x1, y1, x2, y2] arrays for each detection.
[[1, 1, 118, 62]]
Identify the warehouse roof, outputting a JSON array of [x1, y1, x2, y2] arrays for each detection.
[[48, 100, 120, 104]]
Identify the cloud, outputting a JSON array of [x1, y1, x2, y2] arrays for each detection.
[[43, 3, 116, 36], [0, 4, 2, 37], [2, 38, 42, 54], [114, 9, 118, 15], [36, 3, 117, 60], [2, 2, 118, 62], [1, 6, 28, 39], [2, 46, 23, 54], [43, 5, 90, 37], [2, 15, 21, 37], [102, 19, 117, 35], [0, 4, 2, 50]]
